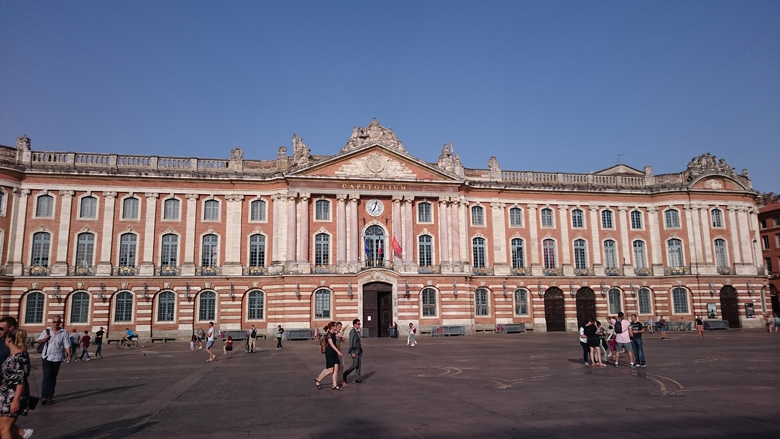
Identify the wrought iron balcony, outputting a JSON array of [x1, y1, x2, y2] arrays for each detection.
[[574, 268, 593, 276], [156, 266, 181, 276], [113, 266, 139, 276], [472, 266, 494, 276], [543, 267, 562, 276], [664, 266, 691, 276], [634, 267, 652, 276], [362, 260, 394, 270], [68, 265, 95, 276], [510, 267, 530, 276], [717, 266, 736, 275], [605, 267, 624, 276], [196, 266, 221, 276], [24, 265, 50, 276], [418, 265, 441, 274], [243, 266, 269, 276], [314, 264, 336, 274]]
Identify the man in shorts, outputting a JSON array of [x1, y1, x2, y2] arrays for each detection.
[[613, 312, 635, 367], [205, 321, 216, 361]]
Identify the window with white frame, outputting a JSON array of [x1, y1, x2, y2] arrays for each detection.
[[630, 210, 643, 229], [80, 196, 97, 219], [762, 236, 769, 249], [714, 239, 728, 268], [633, 240, 647, 269], [711, 209, 723, 228], [201, 234, 218, 267], [122, 197, 139, 219], [161, 234, 178, 267], [24, 292, 45, 324], [541, 208, 554, 227], [475, 288, 489, 316], [0, 191, 4, 216], [637, 288, 652, 314], [119, 233, 137, 267], [36, 194, 54, 217], [70, 292, 90, 324], [571, 209, 584, 228], [603, 239, 617, 269], [608, 288, 622, 314], [314, 289, 330, 319], [315, 200, 330, 221], [114, 291, 133, 322], [422, 288, 437, 317], [157, 291, 175, 322], [601, 210, 614, 229], [510, 238, 524, 268], [204, 200, 220, 221], [250, 199, 266, 222], [471, 206, 484, 226], [472, 237, 486, 268], [31, 232, 51, 266], [514, 288, 529, 315], [163, 198, 180, 220], [198, 291, 216, 321], [248, 290, 264, 319], [75, 233, 95, 267], [672, 287, 689, 314], [543, 239, 556, 268], [573, 239, 587, 270], [664, 209, 680, 228], [249, 234, 266, 267], [765, 257, 772, 275], [418, 235, 433, 267], [418, 202, 432, 223], [667, 239, 684, 267], [315, 233, 329, 266], [509, 207, 522, 226]]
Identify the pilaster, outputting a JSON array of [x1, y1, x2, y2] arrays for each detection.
[[97, 191, 117, 275], [527, 204, 540, 275], [51, 190, 74, 276], [7, 188, 30, 276], [491, 202, 509, 275], [223, 194, 244, 275], [298, 193, 310, 271], [180, 193, 196, 276]]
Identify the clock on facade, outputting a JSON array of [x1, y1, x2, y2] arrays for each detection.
[[366, 199, 384, 216]]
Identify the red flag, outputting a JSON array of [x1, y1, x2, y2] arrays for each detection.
[[392, 236, 403, 256]]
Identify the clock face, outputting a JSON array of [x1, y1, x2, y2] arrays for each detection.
[[366, 199, 384, 217]]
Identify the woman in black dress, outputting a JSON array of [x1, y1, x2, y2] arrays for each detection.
[[584, 319, 605, 367], [315, 322, 344, 390]]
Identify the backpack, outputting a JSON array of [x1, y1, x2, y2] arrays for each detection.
[[250, 328, 257, 338], [614, 320, 623, 334]]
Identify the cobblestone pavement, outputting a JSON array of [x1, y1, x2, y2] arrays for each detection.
[[19, 329, 780, 439]]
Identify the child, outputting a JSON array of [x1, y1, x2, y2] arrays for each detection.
[[223, 336, 233, 354], [407, 323, 417, 347], [190, 334, 197, 352]]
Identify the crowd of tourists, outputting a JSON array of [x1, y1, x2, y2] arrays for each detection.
[[579, 312, 649, 368]]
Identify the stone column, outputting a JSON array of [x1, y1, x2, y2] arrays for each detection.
[[223, 194, 244, 275], [449, 201, 460, 267], [97, 191, 117, 275], [557, 205, 571, 275], [684, 205, 701, 269], [458, 197, 468, 265], [491, 202, 509, 275], [437, 197, 449, 267], [336, 194, 347, 270], [727, 207, 742, 264], [286, 194, 297, 269], [140, 193, 160, 276], [527, 204, 540, 274], [271, 192, 287, 268], [7, 188, 30, 276], [588, 205, 602, 275], [348, 195, 359, 270], [298, 193, 310, 267], [391, 195, 402, 266], [404, 196, 414, 266], [180, 193, 196, 276], [698, 206, 713, 265], [51, 190, 74, 276], [647, 206, 664, 276], [618, 206, 631, 273], [736, 207, 753, 265]]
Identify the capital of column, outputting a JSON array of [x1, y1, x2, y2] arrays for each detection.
[[527, 203, 538, 211], [490, 202, 505, 211], [59, 190, 75, 198], [646, 206, 659, 214], [226, 194, 245, 202], [14, 188, 30, 197], [103, 191, 117, 200], [556, 204, 568, 212], [402, 195, 415, 202], [145, 192, 159, 200], [618, 206, 628, 212], [299, 193, 311, 202], [348, 196, 359, 204], [185, 193, 199, 202], [288, 194, 298, 201], [391, 194, 403, 202], [336, 193, 348, 202], [588, 205, 599, 212]]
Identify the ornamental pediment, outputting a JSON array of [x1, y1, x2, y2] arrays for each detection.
[[334, 151, 416, 179]]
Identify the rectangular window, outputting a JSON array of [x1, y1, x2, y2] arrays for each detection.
[[775, 217, 780, 226], [633, 241, 647, 269], [418, 203, 432, 223], [472, 238, 486, 268], [315, 290, 330, 319], [418, 236, 433, 267], [315, 200, 330, 221], [630, 211, 643, 229], [122, 197, 139, 219], [250, 200, 266, 222], [763, 236, 770, 250], [541, 208, 553, 227], [760, 219, 767, 229], [543, 239, 556, 268], [511, 239, 524, 268], [471, 206, 484, 226], [601, 210, 613, 229], [672, 288, 689, 314], [637, 289, 652, 314], [204, 200, 219, 221], [665, 209, 680, 228], [80, 197, 97, 219], [164, 199, 179, 220], [776, 234, 780, 248], [509, 208, 522, 226], [766, 258, 772, 275], [711, 209, 723, 228], [36, 195, 54, 218], [514, 289, 528, 316], [571, 209, 584, 228]]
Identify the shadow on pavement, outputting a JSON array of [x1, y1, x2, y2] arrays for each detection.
[[55, 415, 156, 439], [53, 384, 145, 403]]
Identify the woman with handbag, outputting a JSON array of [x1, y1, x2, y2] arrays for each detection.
[[314, 322, 343, 390], [0, 328, 34, 439]]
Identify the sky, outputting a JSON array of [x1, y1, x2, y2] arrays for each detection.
[[1, 1, 778, 192]]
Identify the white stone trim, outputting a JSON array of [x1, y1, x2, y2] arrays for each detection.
[[160, 195, 183, 222]]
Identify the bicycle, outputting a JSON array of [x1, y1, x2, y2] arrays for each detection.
[[116, 337, 138, 349]]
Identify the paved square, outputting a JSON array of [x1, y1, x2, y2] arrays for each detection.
[[20, 330, 780, 438]]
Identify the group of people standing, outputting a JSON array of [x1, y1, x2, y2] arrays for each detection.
[[315, 320, 364, 391], [579, 312, 647, 368]]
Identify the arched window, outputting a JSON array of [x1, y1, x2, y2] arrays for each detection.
[[603, 239, 617, 269], [75, 233, 95, 267], [630, 210, 643, 229], [122, 197, 139, 219], [314, 289, 330, 319], [541, 208, 554, 227], [157, 291, 175, 322], [543, 239, 556, 268], [714, 239, 728, 268], [365, 225, 385, 267], [249, 234, 266, 267], [250, 200, 266, 221], [664, 209, 680, 228], [114, 291, 133, 322], [248, 290, 264, 320], [571, 209, 584, 228], [509, 207, 523, 226], [510, 238, 525, 268], [475, 288, 489, 316], [514, 288, 529, 316], [163, 198, 180, 220], [31, 232, 51, 266], [24, 292, 45, 324], [711, 208, 723, 228], [637, 288, 652, 314], [672, 287, 689, 314], [161, 234, 178, 267], [418, 235, 433, 267], [315, 200, 330, 221], [418, 202, 432, 223], [608, 288, 622, 315], [119, 233, 137, 267], [633, 240, 647, 269], [198, 291, 216, 321], [204, 200, 220, 221], [70, 292, 90, 323], [667, 239, 684, 267], [80, 196, 97, 219], [201, 234, 218, 267], [36, 194, 53, 217], [472, 237, 486, 268], [471, 206, 484, 226], [314, 233, 329, 266], [601, 210, 614, 229], [573, 239, 587, 270], [422, 288, 437, 317]]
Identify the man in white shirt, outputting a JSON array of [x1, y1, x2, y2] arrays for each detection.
[[36, 315, 72, 404], [205, 321, 216, 362], [613, 312, 635, 367]]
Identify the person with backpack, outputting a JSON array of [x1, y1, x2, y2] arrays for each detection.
[[248, 325, 257, 353], [613, 312, 635, 367]]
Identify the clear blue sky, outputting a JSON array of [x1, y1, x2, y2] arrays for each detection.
[[1, 1, 778, 191]]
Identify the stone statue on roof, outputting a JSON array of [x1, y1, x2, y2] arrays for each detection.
[[15, 135, 30, 151], [341, 119, 407, 153]]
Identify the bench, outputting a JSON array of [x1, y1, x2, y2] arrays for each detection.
[[704, 320, 730, 330], [285, 328, 317, 341], [431, 326, 467, 337], [151, 338, 177, 343], [475, 325, 496, 334], [502, 323, 527, 334], [667, 321, 692, 331]]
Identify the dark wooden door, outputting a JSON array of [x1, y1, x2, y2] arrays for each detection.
[[544, 287, 566, 332], [720, 286, 741, 329], [575, 287, 596, 328], [379, 293, 392, 337], [363, 292, 378, 337], [363, 282, 393, 338]]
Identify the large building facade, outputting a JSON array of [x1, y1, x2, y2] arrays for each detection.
[[0, 120, 770, 338], [758, 194, 780, 317]]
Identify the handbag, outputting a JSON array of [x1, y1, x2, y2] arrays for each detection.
[[319, 335, 327, 354], [36, 329, 50, 354]]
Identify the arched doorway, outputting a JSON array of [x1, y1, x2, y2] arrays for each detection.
[[365, 225, 385, 268], [720, 285, 741, 329], [362, 281, 393, 337], [544, 287, 566, 332], [771, 285, 779, 318], [575, 287, 596, 328]]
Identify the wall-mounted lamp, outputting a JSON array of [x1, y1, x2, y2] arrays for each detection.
[[503, 281, 508, 297], [629, 283, 637, 296], [348, 281, 353, 299], [453, 280, 458, 297], [747, 281, 754, 296], [599, 282, 607, 297], [142, 283, 149, 299], [569, 282, 576, 297], [51, 283, 60, 299], [709, 282, 716, 296], [185, 283, 190, 300], [98, 282, 105, 299], [537, 282, 544, 297], [295, 282, 300, 298], [404, 280, 410, 299], [229, 282, 235, 299]]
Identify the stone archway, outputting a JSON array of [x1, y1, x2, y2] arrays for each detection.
[[362, 281, 393, 337], [544, 287, 566, 332], [575, 287, 596, 328], [720, 285, 740, 329]]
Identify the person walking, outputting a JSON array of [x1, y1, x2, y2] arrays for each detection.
[[276, 325, 284, 350], [696, 315, 705, 338], [248, 325, 257, 353], [342, 319, 364, 385], [79, 331, 91, 361], [0, 328, 34, 439], [630, 314, 646, 367], [190, 334, 197, 352], [205, 322, 216, 362], [315, 322, 343, 390], [36, 315, 72, 405], [69, 329, 80, 361], [407, 323, 417, 346], [774, 315, 780, 333], [658, 315, 668, 340], [94, 327, 104, 359]]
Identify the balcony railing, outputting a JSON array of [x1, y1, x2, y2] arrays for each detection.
[[510, 267, 530, 276], [314, 264, 337, 274], [472, 266, 494, 276], [243, 266, 269, 276], [68, 265, 95, 276], [362, 260, 394, 270], [605, 267, 624, 276], [113, 266, 139, 276], [24, 265, 50, 276], [196, 266, 221, 276], [574, 268, 593, 276], [156, 266, 181, 276], [664, 266, 691, 276], [634, 267, 652, 276], [543, 267, 562, 276], [717, 266, 736, 275], [418, 265, 441, 274]]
